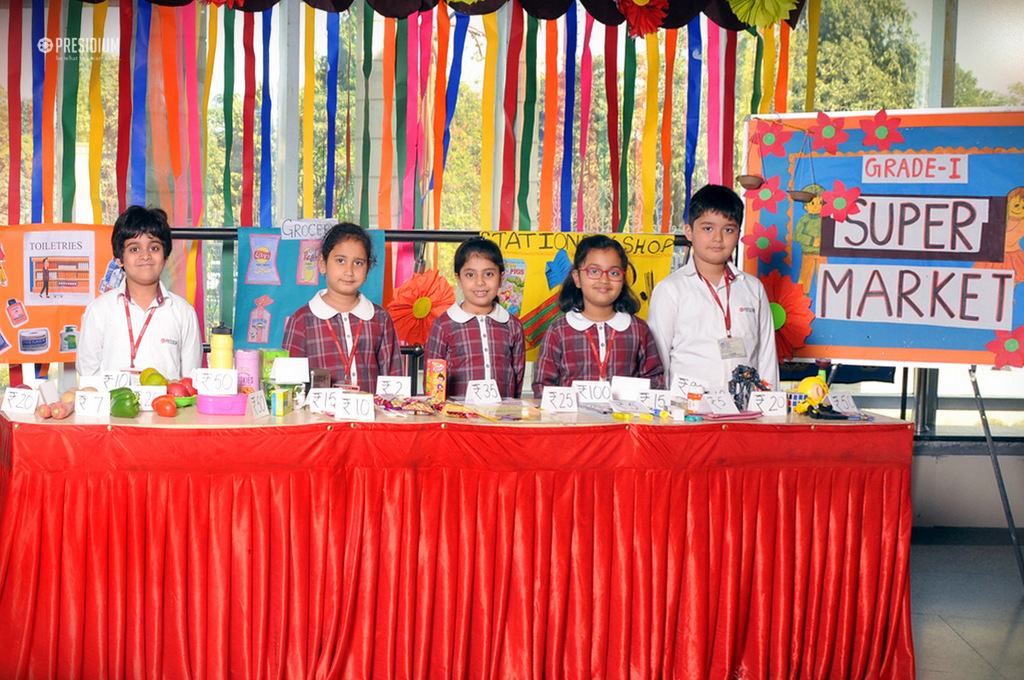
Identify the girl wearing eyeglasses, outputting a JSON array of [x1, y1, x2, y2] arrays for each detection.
[[532, 235, 665, 397]]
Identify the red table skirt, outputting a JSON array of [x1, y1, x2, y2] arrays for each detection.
[[0, 418, 915, 679]]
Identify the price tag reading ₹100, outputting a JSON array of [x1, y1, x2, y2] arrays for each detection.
[[572, 380, 612, 404]]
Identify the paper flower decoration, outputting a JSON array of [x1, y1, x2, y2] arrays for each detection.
[[820, 179, 862, 222], [808, 111, 849, 154], [618, 0, 668, 38], [985, 326, 1024, 369], [741, 222, 788, 265], [744, 175, 787, 213], [760, 270, 814, 361], [753, 120, 793, 158], [387, 269, 456, 346], [728, 0, 799, 27], [859, 109, 904, 152]]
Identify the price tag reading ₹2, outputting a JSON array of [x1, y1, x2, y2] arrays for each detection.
[[465, 379, 501, 405], [572, 380, 612, 404], [75, 391, 111, 417], [193, 369, 238, 396], [2, 388, 39, 415], [334, 393, 375, 422], [375, 376, 411, 398], [541, 386, 578, 413], [748, 391, 787, 416]]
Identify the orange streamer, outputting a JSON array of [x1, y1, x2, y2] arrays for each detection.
[[539, 20, 558, 232], [775, 21, 790, 113], [378, 18, 396, 230], [41, 0, 63, 223]]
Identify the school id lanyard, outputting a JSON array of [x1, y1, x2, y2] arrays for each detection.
[[123, 293, 157, 369], [585, 326, 617, 381], [697, 272, 732, 338], [324, 316, 364, 385]]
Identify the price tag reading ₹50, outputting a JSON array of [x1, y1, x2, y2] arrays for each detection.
[[465, 379, 501, 405], [540, 386, 578, 413], [248, 391, 270, 420], [193, 369, 238, 396], [747, 391, 787, 416]]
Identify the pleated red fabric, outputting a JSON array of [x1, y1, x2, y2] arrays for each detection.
[[0, 417, 914, 679]]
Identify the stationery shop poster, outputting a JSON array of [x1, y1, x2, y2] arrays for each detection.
[[743, 108, 1024, 366], [482, 231, 675, 361], [0, 223, 114, 364], [234, 222, 385, 350]]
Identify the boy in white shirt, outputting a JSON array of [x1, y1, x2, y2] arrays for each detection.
[[648, 185, 779, 393], [76, 206, 203, 381]]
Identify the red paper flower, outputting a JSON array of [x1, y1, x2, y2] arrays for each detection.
[[859, 109, 904, 152], [985, 326, 1024, 369], [744, 175, 787, 214], [741, 222, 788, 265], [618, 0, 668, 38], [808, 111, 849, 154], [759, 270, 814, 361], [820, 179, 862, 222], [753, 120, 793, 158], [386, 270, 456, 346]]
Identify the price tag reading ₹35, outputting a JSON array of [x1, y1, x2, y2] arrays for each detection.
[[465, 380, 501, 405]]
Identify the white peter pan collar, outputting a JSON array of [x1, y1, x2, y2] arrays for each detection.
[[309, 290, 375, 321], [566, 310, 631, 332], [446, 301, 510, 324]]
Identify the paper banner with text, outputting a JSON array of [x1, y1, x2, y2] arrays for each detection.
[[482, 231, 675, 360], [742, 108, 1024, 367], [0, 224, 115, 365], [234, 221, 386, 350]]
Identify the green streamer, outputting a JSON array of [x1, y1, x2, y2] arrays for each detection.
[[221, 241, 234, 326], [395, 20, 408, 225], [750, 28, 763, 115], [617, 39, 636, 233], [360, 2, 373, 226], [223, 9, 235, 227], [61, 2, 84, 221], [518, 17, 538, 231]]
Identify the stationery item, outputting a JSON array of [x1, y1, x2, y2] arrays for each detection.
[[209, 325, 234, 369]]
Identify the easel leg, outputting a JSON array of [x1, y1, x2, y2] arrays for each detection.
[[969, 365, 1024, 591]]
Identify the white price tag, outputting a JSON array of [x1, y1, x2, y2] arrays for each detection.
[[701, 390, 740, 414], [133, 385, 167, 411], [610, 376, 651, 401], [540, 386, 578, 413], [38, 381, 60, 405], [375, 375, 411, 397], [334, 392, 375, 422], [101, 371, 132, 391], [572, 380, 612, 404], [2, 388, 39, 415], [827, 391, 860, 414], [670, 375, 709, 399], [638, 389, 672, 412], [465, 379, 502, 405], [306, 388, 342, 415], [75, 390, 110, 417], [747, 391, 788, 416], [248, 391, 270, 419], [193, 369, 239, 396]]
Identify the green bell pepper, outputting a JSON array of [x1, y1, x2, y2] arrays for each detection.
[[110, 388, 140, 418]]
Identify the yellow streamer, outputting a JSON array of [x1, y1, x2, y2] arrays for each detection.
[[88, 1, 108, 224], [805, 0, 821, 112], [303, 4, 315, 218], [202, 4, 218, 221], [641, 33, 659, 234], [760, 24, 775, 114], [480, 13, 498, 232]]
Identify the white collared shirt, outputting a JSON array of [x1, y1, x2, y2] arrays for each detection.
[[565, 310, 631, 362], [307, 290, 375, 387], [446, 302, 511, 381]]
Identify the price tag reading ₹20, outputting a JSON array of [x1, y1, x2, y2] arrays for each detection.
[[2, 388, 39, 415], [541, 386, 578, 413], [193, 369, 238, 396], [133, 386, 167, 412], [75, 391, 111, 417], [334, 393, 375, 422], [465, 379, 501, 405], [747, 391, 787, 416]]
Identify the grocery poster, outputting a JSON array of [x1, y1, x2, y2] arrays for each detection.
[[741, 108, 1024, 366], [0, 224, 114, 363], [234, 222, 386, 350], [482, 231, 675, 360]]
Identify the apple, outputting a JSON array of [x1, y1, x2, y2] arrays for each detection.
[[180, 377, 198, 396], [166, 382, 189, 398]]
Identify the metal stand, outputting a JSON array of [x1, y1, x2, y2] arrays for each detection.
[[968, 365, 1024, 591]]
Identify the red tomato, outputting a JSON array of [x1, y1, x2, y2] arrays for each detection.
[[180, 377, 198, 396], [152, 395, 178, 417]]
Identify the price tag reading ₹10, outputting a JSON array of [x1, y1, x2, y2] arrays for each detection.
[[334, 393, 375, 422], [193, 369, 238, 396]]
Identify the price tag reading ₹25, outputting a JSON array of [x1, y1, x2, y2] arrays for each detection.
[[541, 386, 578, 413], [193, 369, 238, 396], [465, 379, 501, 405]]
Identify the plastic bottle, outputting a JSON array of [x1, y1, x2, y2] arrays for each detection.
[[210, 325, 234, 369], [6, 299, 28, 328], [60, 325, 79, 352]]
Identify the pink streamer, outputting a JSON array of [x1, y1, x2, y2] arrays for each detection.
[[706, 19, 722, 185], [183, 2, 202, 227], [575, 15, 594, 231]]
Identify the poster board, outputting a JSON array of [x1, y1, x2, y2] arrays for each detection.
[[742, 108, 1024, 366], [482, 231, 675, 360], [0, 224, 115, 364], [233, 222, 386, 350]]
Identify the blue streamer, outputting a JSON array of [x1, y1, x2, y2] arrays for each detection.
[[325, 12, 339, 219], [442, 12, 469, 173], [684, 16, 702, 224], [130, 0, 152, 208], [31, 0, 44, 222], [260, 8, 273, 228], [560, 2, 577, 232]]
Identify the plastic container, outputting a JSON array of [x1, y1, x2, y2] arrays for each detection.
[[6, 299, 28, 327], [197, 393, 248, 416], [209, 325, 234, 369]]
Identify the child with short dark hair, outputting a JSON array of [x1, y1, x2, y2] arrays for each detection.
[[77, 205, 203, 380], [648, 184, 779, 393], [425, 237, 526, 398], [532, 234, 664, 395], [283, 222, 403, 391]]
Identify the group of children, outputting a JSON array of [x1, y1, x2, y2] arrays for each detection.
[[76, 185, 779, 399]]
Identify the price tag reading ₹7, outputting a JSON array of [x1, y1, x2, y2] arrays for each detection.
[[2, 387, 39, 415], [375, 375, 411, 398], [541, 386, 578, 413], [248, 391, 270, 420], [638, 389, 671, 412], [334, 392, 375, 422], [465, 379, 501, 405], [75, 391, 111, 417], [306, 388, 341, 415], [747, 391, 787, 416], [193, 369, 238, 396], [572, 380, 612, 404]]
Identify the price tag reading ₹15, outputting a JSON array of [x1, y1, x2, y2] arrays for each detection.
[[306, 388, 341, 415], [193, 369, 238, 396], [465, 379, 501, 405]]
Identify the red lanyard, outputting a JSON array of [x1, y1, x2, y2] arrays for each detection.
[[585, 326, 617, 381], [698, 272, 732, 337], [123, 294, 157, 369], [324, 316, 364, 384]]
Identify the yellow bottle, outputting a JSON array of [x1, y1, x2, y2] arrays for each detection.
[[210, 325, 234, 370]]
